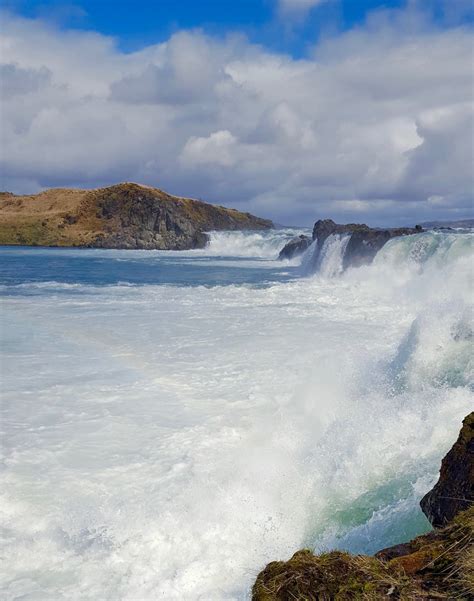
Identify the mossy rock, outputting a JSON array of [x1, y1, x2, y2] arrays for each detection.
[[253, 507, 473, 600]]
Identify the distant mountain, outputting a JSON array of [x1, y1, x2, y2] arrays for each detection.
[[0, 183, 273, 250], [419, 218, 474, 229]]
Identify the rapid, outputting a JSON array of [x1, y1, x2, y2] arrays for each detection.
[[1, 228, 472, 600]]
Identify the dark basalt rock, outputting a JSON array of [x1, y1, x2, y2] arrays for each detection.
[[311, 219, 423, 269], [278, 235, 312, 260], [420, 412, 474, 528], [89, 184, 274, 250]]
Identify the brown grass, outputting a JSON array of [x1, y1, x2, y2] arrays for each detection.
[[253, 507, 474, 601], [0, 182, 271, 247]]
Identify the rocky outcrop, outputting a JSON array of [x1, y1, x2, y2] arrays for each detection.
[[252, 414, 474, 600], [278, 235, 312, 260], [275, 218, 423, 270], [0, 183, 273, 250], [253, 509, 473, 600], [420, 412, 473, 528], [312, 219, 423, 269]]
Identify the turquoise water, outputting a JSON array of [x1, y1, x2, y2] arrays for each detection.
[[0, 230, 303, 290]]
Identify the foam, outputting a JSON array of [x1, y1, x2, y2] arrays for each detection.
[[0, 230, 472, 600]]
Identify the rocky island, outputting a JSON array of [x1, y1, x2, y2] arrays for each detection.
[[0, 183, 273, 250], [253, 413, 473, 600]]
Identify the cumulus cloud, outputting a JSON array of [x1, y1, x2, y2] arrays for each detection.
[[109, 32, 238, 106], [181, 131, 239, 167], [0, 6, 472, 225]]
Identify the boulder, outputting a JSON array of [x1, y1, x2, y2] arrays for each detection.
[[420, 412, 474, 527], [278, 235, 312, 260]]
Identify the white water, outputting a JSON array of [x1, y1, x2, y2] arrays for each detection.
[[1, 230, 473, 600], [310, 233, 351, 277], [204, 229, 306, 259]]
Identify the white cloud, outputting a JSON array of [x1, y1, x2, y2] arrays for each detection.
[[181, 130, 238, 167], [0, 63, 52, 98], [278, 0, 330, 17], [0, 7, 472, 225]]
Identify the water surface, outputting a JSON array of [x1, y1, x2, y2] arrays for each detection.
[[1, 229, 472, 600]]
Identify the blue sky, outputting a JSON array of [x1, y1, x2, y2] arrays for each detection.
[[1, 1, 473, 225], [4, 0, 471, 55]]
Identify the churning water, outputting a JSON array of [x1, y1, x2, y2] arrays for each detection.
[[1, 228, 473, 600]]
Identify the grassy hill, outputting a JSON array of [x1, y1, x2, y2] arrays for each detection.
[[0, 183, 273, 250]]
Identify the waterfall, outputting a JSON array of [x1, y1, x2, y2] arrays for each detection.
[[302, 234, 352, 277]]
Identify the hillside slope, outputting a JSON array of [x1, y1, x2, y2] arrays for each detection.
[[0, 183, 273, 250]]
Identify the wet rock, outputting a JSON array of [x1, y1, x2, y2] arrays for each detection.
[[278, 235, 312, 260], [420, 412, 474, 528], [311, 219, 423, 269]]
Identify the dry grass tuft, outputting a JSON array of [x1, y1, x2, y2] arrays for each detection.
[[253, 507, 474, 601]]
